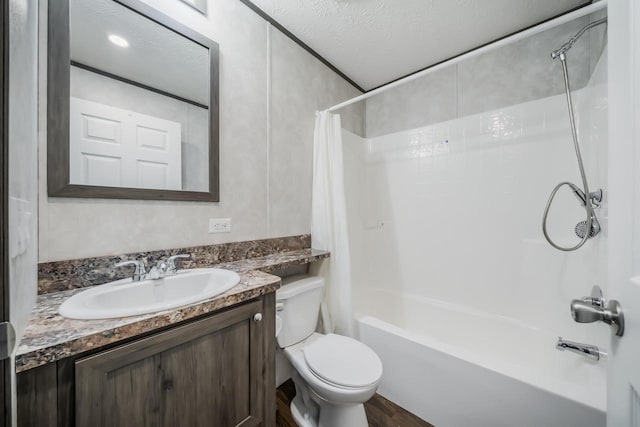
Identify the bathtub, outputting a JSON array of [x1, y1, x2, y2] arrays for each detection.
[[355, 289, 606, 427]]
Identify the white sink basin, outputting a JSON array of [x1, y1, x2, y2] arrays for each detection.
[[59, 268, 241, 320]]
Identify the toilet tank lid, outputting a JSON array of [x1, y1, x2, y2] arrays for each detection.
[[276, 275, 325, 300]]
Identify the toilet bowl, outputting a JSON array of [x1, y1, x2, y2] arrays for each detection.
[[276, 275, 383, 427]]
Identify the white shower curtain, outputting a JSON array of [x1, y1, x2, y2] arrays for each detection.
[[311, 111, 353, 337]]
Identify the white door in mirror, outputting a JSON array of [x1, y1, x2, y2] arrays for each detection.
[[69, 97, 182, 190], [58, 268, 240, 320]]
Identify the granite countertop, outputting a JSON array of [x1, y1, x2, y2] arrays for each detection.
[[217, 248, 329, 274], [16, 248, 329, 373]]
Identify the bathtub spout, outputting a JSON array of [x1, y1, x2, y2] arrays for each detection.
[[556, 337, 603, 361]]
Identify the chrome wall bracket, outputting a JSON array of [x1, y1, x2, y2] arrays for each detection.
[[589, 189, 603, 207]]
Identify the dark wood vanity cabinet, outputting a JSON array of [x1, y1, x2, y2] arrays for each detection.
[[17, 294, 276, 427]]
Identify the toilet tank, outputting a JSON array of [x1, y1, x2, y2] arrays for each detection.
[[276, 275, 325, 348]]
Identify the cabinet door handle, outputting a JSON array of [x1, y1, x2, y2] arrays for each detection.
[[253, 313, 263, 323]]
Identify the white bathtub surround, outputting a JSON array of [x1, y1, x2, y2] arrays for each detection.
[[342, 40, 608, 426], [347, 89, 609, 335], [311, 112, 353, 336]]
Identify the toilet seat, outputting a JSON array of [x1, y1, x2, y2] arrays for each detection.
[[303, 334, 383, 390], [285, 333, 381, 407]]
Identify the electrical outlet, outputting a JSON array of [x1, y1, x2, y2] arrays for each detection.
[[209, 218, 231, 233]]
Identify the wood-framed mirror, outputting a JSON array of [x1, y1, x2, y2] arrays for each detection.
[[48, 0, 219, 202]]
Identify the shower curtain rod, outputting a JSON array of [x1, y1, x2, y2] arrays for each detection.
[[325, 0, 607, 113]]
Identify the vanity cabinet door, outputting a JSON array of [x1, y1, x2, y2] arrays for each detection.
[[75, 299, 268, 427]]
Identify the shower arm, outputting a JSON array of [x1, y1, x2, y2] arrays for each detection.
[[551, 18, 608, 60]]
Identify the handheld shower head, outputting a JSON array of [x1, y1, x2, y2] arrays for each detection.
[[575, 217, 600, 239]]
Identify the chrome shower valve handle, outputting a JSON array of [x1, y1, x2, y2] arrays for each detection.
[[582, 285, 604, 307], [570, 286, 624, 337]]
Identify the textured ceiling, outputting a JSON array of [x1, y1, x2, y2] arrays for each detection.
[[250, 0, 590, 91], [70, 0, 210, 105]]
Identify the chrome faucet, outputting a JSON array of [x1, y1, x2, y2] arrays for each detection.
[[167, 254, 191, 274], [114, 260, 147, 281], [148, 260, 170, 280], [556, 337, 604, 361], [115, 254, 191, 281]]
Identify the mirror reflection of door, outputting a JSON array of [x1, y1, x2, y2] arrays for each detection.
[[69, 98, 182, 190], [68, 0, 210, 192]]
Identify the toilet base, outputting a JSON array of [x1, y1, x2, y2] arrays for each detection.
[[291, 396, 318, 427], [290, 372, 369, 427], [317, 402, 368, 427], [290, 394, 369, 427]]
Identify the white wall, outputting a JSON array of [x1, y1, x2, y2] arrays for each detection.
[[38, 0, 364, 262], [345, 43, 609, 347]]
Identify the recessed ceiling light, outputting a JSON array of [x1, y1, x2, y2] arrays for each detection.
[[108, 34, 129, 48]]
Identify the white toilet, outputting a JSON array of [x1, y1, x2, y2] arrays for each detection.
[[276, 275, 383, 427]]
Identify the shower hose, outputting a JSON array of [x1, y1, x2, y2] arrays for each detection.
[[541, 54, 596, 252]]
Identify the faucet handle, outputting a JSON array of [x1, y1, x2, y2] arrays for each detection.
[[114, 260, 147, 281], [167, 254, 191, 273], [571, 299, 604, 323], [570, 286, 625, 337]]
